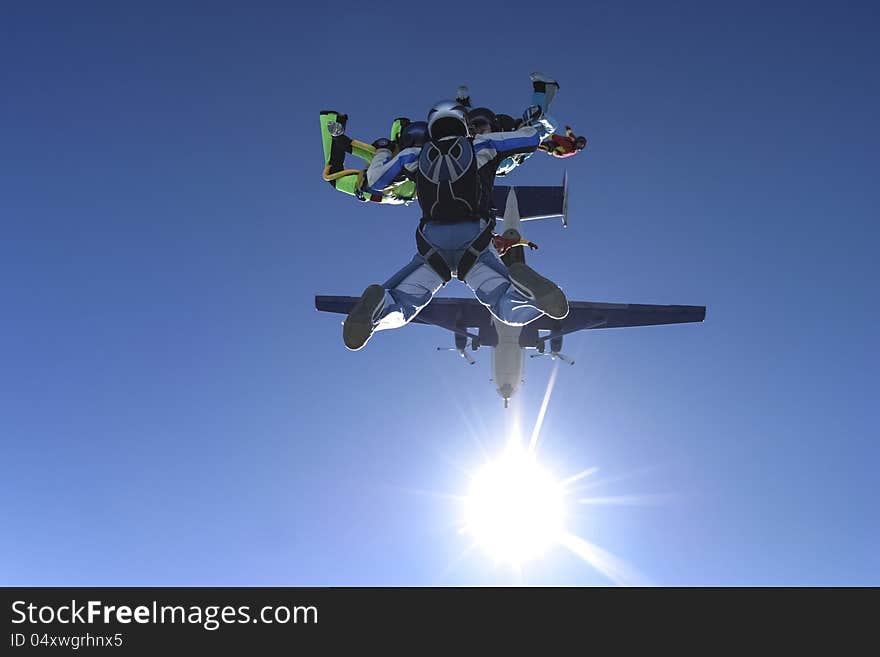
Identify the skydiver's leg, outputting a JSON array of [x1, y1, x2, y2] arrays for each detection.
[[350, 140, 374, 164], [320, 111, 362, 199], [369, 221, 482, 333], [375, 255, 446, 330], [344, 255, 444, 349], [464, 250, 568, 325], [389, 117, 408, 142], [529, 72, 560, 135], [320, 111, 352, 169], [319, 111, 338, 165], [418, 224, 563, 326], [330, 172, 363, 197], [530, 72, 559, 113], [345, 218, 566, 349], [320, 110, 381, 201], [464, 251, 543, 326]]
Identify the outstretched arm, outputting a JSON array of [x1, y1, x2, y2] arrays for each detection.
[[366, 146, 421, 192], [473, 125, 544, 168]]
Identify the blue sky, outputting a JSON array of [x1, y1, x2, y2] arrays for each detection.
[[1, 1, 878, 585]]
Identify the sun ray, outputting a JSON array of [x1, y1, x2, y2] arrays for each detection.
[[578, 494, 676, 507], [447, 367, 660, 585], [567, 465, 661, 494], [507, 408, 523, 447], [448, 387, 491, 462], [528, 360, 559, 454], [559, 466, 600, 488], [557, 532, 649, 587]]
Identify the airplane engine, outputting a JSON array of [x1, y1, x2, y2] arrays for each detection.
[[439, 330, 475, 365], [478, 323, 498, 348], [519, 323, 539, 348], [531, 333, 574, 365]]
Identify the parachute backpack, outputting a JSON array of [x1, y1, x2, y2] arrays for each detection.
[[416, 101, 483, 222]]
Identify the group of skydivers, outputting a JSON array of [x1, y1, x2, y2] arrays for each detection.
[[318, 73, 587, 351]]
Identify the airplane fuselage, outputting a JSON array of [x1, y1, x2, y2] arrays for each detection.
[[492, 187, 528, 407], [492, 320, 524, 405]]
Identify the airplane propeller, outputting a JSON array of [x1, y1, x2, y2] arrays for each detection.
[[437, 347, 476, 365], [530, 351, 575, 365]]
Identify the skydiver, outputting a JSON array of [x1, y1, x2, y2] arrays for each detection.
[[539, 126, 587, 158], [457, 71, 559, 132], [318, 112, 427, 204], [318, 73, 560, 205], [341, 101, 569, 351], [461, 73, 586, 174]]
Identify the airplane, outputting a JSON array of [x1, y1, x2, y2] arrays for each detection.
[[316, 179, 706, 407]]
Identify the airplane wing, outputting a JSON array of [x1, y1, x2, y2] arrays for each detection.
[[314, 295, 357, 316], [411, 297, 492, 331], [315, 296, 493, 336], [492, 173, 569, 226], [316, 295, 703, 336], [531, 301, 706, 335]]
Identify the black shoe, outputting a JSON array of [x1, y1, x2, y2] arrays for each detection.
[[343, 284, 385, 350], [529, 71, 559, 88], [508, 263, 569, 319]]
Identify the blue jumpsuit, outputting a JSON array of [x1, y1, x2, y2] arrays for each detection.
[[365, 127, 549, 332]]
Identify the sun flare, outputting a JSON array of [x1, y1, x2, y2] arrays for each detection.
[[462, 442, 565, 567], [448, 365, 651, 584]]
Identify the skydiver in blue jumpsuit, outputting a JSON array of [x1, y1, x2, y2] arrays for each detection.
[[341, 101, 569, 351], [459, 72, 561, 175]]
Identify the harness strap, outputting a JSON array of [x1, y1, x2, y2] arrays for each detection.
[[415, 219, 496, 284], [322, 164, 364, 183], [455, 219, 496, 281], [349, 138, 377, 161], [415, 225, 453, 283]]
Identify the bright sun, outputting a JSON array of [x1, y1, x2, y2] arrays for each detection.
[[452, 368, 650, 584], [463, 442, 565, 567]]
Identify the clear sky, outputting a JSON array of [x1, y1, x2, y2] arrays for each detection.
[[2, 1, 878, 586]]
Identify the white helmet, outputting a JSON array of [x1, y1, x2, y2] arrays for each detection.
[[427, 100, 469, 139]]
